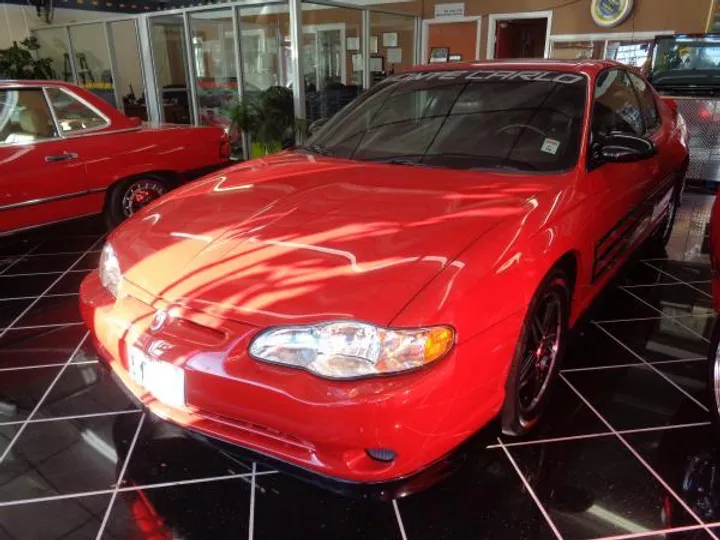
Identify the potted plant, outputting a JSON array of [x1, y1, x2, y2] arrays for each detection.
[[230, 86, 305, 158], [0, 37, 55, 80]]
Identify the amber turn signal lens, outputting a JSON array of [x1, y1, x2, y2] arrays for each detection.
[[423, 326, 455, 363]]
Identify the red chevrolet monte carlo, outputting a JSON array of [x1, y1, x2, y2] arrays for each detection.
[[80, 60, 689, 489], [0, 81, 230, 235]]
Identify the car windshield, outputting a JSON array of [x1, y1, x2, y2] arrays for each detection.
[[650, 36, 720, 88], [301, 69, 588, 173]]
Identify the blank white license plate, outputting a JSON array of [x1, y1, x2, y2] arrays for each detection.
[[127, 346, 185, 408]]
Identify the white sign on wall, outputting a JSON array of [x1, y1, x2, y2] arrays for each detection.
[[434, 2, 465, 18]]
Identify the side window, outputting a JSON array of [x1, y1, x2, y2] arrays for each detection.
[[0, 89, 57, 145], [45, 87, 108, 134], [591, 69, 645, 138], [628, 71, 660, 132]]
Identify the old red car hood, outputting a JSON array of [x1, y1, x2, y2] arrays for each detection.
[[112, 153, 554, 327]]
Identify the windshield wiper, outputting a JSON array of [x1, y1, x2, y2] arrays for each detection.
[[296, 143, 333, 156]]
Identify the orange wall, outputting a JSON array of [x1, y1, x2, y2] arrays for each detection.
[[424, 0, 713, 59]]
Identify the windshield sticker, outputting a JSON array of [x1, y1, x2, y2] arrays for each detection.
[[541, 138, 561, 155], [386, 70, 584, 85]]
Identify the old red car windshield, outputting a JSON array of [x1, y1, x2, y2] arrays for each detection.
[[304, 69, 587, 173]]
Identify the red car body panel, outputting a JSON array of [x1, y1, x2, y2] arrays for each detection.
[[0, 81, 229, 235], [80, 60, 689, 483], [710, 196, 720, 309]]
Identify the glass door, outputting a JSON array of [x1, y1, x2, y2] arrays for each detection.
[[68, 24, 115, 107], [149, 15, 192, 124], [189, 9, 236, 134]]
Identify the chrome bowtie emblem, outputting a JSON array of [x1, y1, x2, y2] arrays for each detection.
[[150, 309, 168, 332]]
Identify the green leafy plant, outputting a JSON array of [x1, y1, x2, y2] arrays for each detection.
[[0, 37, 55, 80], [230, 86, 305, 158]]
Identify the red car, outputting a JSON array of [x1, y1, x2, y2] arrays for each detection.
[[708, 197, 720, 423], [80, 60, 689, 488], [0, 81, 230, 235]]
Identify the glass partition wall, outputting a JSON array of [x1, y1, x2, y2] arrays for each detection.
[[32, 0, 420, 158]]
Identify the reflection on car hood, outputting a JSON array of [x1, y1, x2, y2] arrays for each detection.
[[111, 153, 557, 327]]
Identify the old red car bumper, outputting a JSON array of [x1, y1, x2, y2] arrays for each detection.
[[80, 270, 515, 484]]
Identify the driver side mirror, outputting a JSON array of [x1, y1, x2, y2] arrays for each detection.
[[592, 132, 656, 167], [128, 116, 143, 127]]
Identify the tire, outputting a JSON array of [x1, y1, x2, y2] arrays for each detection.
[[104, 175, 170, 230], [708, 318, 720, 427], [656, 191, 680, 247], [501, 267, 571, 437]]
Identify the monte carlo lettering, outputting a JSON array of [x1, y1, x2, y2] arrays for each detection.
[[387, 70, 585, 85]]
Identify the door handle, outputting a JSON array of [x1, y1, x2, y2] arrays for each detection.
[[45, 152, 78, 163]]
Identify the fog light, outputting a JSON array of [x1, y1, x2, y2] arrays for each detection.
[[366, 448, 397, 462]]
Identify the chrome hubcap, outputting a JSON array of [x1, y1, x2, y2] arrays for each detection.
[[121, 180, 166, 217], [519, 292, 562, 422]]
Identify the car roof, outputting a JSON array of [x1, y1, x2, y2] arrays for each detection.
[[407, 59, 625, 76], [0, 80, 80, 89]]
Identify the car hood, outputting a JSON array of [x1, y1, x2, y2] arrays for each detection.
[[111, 153, 556, 327]]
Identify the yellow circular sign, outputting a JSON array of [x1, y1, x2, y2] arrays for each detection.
[[591, 0, 634, 28]]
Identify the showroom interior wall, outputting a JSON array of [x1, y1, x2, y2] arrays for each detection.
[[1, 3, 145, 109], [2, 0, 717, 158]]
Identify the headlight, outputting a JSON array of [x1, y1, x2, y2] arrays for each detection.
[[99, 243, 122, 297], [249, 321, 454, 379]]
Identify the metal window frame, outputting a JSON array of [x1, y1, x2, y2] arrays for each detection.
[[232, 6, 250, 160], [29, 0, 422, 143], [361, 10, 371, 89], [103, 21, 123, 113], [137, 14, 162, 123], [64, 26, 79, 84], [183, 11, 200, 125], [289, 0, 306, 125]]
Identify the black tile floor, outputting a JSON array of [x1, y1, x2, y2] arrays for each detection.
[[0, 193, 719, 540]]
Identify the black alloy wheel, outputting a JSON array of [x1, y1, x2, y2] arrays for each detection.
[[502, 267, 571, 436]]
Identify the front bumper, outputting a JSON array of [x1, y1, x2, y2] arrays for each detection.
[[80, 271, 512, 484]]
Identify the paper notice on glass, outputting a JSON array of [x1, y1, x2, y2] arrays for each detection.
[[352, 53, 363, 72], [346, 37, 360, 51], [387, 48, 402, 64], [382, 32, 398, 47]]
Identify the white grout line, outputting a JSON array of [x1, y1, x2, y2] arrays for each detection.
[[0, 268, 93, 278], [0, 360, 97, 373], [591, 314, 702, 323], [0, 408, 141, 427], [0, 470, 279, 508], [593, 322, 710, 412], [590, 523, 710, 540], [392, 499, 409, 540], [485, 421, 712, 449], [0, 332, 89, 464], [2, 249, 101, 258], [0, 236, 103, 342], [0, 271, 64, 277], [0, 292, 79, 303], [94, 412, 146, 540], [642, 261, 714, 300], [118, 470, 278, 494], [561, 357, 706, 373], [592, 312, 716, 324], [0, 488, 117, 508], [496, 438, 564, 539], [249, 462, 256, 540], [0, 322, 85, 332], [619, 288, 711, 343], [560, 374, 719, 540], [623, 281, 712, 288], [0, 243, 41, 276]]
